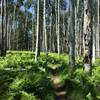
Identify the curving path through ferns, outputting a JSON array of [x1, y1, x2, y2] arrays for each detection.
[[51, 66, 67, 100]]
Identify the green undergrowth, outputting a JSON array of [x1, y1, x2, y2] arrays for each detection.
[[58, 64, 100, 100], [0, 68, 55, 100], [0, 51, 56, 100], [0, 51, 100, 100]]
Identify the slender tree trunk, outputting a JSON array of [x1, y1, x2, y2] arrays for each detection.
[[69, 0, 75, 68], [42, 0, 45, 52], [57, 0, 60, 54], [8, 17, 12, 50], [4, 0, 7, 55], [97, 0, 99, 57], [92, 17, 96, 64], [35, 0, 40, 61], [25, 13, 28, 50], [0, 0, 2, 55], [32, 17, 34, 51], [0, 0, 4, 56], [12, 4, 16, 50], [63, 8, 66, 53], [75, 0, 78, 56], [32, 14, 35, 51], [43, 0, 48, 59], [7, 16, 9, 50], [55, 0, 58, 53], [49, 5, 52, 52], [83, 0, 93, 74]]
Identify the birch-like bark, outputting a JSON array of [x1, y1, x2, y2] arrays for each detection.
[[75, 0, 78, 56], [35, 0, 40, 61], [83, 0, 93, 74], [97, 0, 99, 56], [49, 5, 52, 52], [43, 0, 48, 59], [63, 8, 66, 53], [92, 17, 96, 64], [32, 16, 35, 51], [12, 4, 16, 50], [8, 17, 12, 50]]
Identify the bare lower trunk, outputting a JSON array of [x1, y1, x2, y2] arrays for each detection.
[[0, 0, 4, 56], [97, 0, 99, 57], [43, 0, 48, 59], [57, 0, 60, 55], [4, 0, 7, 55], [69, 0, 75, 68], [49, 6, 52, 52], [83, 0, 93, 74], [35, 0, 40, 61], [92, 19, 96, 64]]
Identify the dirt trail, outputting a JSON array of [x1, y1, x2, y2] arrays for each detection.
[[51, 66, 67, 100]]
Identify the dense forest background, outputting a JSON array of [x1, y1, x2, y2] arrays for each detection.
[[0, 0, 100, 100]]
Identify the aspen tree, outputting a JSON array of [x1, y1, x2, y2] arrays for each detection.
[[35, 0, 40, 61], [83, 0, 93, 74]]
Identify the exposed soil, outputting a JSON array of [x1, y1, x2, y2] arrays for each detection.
[[51, 66, 67, 100]]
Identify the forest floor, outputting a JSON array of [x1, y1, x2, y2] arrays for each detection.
[[51, 65, 67, 100], [0, 51, 100, 100]]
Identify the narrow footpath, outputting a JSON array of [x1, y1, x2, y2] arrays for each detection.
[[51, 66, 67, 100]]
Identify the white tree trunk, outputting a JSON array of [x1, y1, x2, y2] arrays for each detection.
[[97, 0, 99, 57], [49, 6, 52, 52], [35, 0, 40, 61], [43, 0, 48, 58], [92, 18, 96, 64]]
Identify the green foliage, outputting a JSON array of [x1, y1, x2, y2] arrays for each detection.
[[0, 51, 55, 100], [0, 51, 35, 69], [20, 91, 37, 100], [0, 51, 100, 100], [60, 65, 100, 100]]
